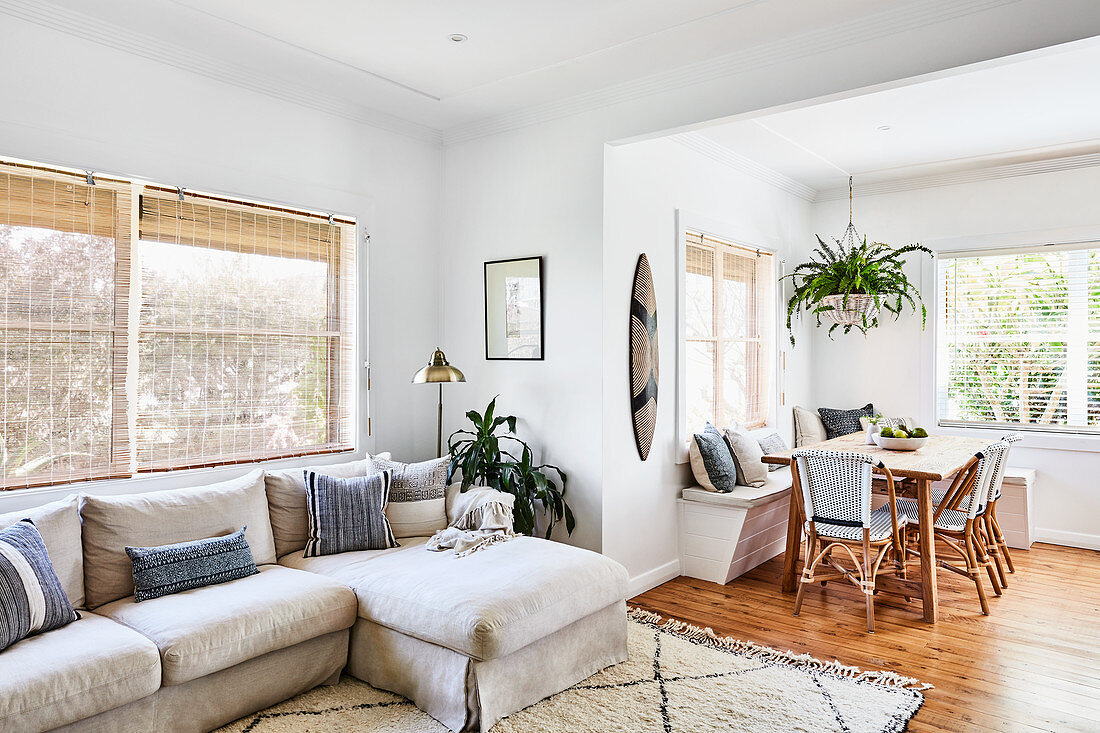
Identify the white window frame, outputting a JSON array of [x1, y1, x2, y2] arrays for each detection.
[[675, 209, 781, 462], [922, 225, 1100, 454]]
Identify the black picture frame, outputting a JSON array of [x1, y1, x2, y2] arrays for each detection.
[[484, 256, 545, 360]]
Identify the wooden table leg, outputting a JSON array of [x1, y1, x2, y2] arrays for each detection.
[[917, 477, 938, 623], [781, 484, 802, 593]]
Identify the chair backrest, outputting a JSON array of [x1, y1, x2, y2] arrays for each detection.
[[984, 433, 1022, 504], [792, 449, 878, 529], [965, 438, 1014, 519]]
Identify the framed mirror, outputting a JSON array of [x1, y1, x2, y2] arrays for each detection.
[[484, 256, 544, 360]]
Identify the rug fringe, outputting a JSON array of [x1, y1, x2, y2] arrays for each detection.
[[627, 607, 933, 692]]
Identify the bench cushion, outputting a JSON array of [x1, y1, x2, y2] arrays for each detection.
[[95, 565, 356, 685], [0, 612, 160, 732], [81, 470, 276, 608], [682, 467, 792, 509], [282, 536, 627, 661]]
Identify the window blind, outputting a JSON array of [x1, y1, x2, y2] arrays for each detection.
[[0, 163, 131, 489], [683, 231, 774, 432], [136, 193, 356, 470], [0, 154, 357, 491], [937, 245, 1100, 434]]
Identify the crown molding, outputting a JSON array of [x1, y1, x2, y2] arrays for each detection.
[[671, 132, 815, 201], [442, 0, 1017, 145], [815, 152, 1100, 201], [0, 0, 443, 145]]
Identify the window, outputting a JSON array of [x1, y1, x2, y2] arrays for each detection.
[[937, 244, 1098, 434], [0, 158, 356, 490], [682, 231, 775, 433]]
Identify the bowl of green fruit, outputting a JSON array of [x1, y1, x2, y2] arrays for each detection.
[[873, 426, 929, 451]]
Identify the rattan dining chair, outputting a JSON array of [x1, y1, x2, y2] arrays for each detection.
[[790, 449, 907, 633], [897, 440, 1012, 615], [979, 433, 1022, 587]]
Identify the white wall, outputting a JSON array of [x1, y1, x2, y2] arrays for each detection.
[[0, 17, 442, 511], [809, 167, 1100, 549], [440, 3, 1100, 588], [602, 138, 813, 593]]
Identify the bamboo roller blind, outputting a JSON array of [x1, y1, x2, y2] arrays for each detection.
[[684, 231, 774, 430], [0, 157, 356, 490], [0, 162, 132, 489]]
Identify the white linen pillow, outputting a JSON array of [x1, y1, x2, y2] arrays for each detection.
[[793, 405, 827, 447], [723, 427, 768, 488]]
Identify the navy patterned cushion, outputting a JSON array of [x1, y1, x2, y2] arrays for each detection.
[[126, 527, 258, 603], [817, 403, 874, 439], [756, 432, 789, 471], [692, 423, 739, 493], [0, 520, 79, 651], [304, 470, 398, 557]]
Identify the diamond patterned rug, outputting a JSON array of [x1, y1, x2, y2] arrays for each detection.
[[217, 608, 928, 732]]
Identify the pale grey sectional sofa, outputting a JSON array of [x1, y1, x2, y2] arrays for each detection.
[[0, 461, 628, 733]]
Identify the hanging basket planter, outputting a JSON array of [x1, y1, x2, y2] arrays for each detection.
[[782, 177, 933, 344], [820, 293, 876, 326]]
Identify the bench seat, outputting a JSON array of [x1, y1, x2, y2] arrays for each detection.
[[678, 466, 793, 585]]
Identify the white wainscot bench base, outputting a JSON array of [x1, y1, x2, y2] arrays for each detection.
[[678, 467, 793, 586]]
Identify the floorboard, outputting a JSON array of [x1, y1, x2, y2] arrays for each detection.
[[629, 542, 1100, 732]]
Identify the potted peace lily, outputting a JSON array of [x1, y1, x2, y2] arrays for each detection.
[[783, 233, 932, 345]]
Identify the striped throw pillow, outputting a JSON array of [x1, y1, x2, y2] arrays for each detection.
[[304, 470, 398, 557], [126, 527, 259, 602], [0, 519, 79, 652]]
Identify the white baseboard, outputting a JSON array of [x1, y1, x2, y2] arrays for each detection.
[[1034, 528, 1100, 551], [628, 559, 681, 598]]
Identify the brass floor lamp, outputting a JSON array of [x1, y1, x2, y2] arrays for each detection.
[[411, 348, 466, 457]]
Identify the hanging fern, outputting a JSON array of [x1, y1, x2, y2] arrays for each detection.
[[782, 234, 932, 345]]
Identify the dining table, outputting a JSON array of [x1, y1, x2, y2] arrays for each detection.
[[762, 432, 990, 623]]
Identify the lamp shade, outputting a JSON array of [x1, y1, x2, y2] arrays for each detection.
[[412, 348, 465, 384]]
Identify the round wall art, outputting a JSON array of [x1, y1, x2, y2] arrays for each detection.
[[630, 253, 658, 461]]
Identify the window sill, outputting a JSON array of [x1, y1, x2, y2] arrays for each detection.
[[935, 422, 1100, 454]]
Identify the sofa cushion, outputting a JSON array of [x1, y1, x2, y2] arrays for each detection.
[[264, 454, 390, 558], [723, 426, 767, 488], [366, 455, 449, 538], [283, 536, 627, 661], [793, 405, 827, 447], [0, 612, 160, 733], [127, 527, 259, 602], [94, 565, 356, 686], [0, 495, 84, 608], [304, 471, 398, 556], [681, 467, 793, 509], [689, 423, 739, 493], [0, 520, 79, 651], [81, 469, 276, 608], [817, 403, 874, 439]]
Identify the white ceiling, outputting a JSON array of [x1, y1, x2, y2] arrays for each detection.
[[34, 0, 885, 132], [695, 40, 1100, 195]]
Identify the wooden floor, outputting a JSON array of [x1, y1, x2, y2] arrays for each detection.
[[630, 542, 1100, 732]]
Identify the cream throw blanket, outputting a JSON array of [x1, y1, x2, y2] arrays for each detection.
[[426, 486, 516, 557]]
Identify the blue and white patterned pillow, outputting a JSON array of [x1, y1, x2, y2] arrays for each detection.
[[818, 404, 874, 439], [756, 432, 789, 471], [127, 527, 259, 603], [304, 470, 398, 557], [0, 519, 78, 651], [692, 423, 739, 493]]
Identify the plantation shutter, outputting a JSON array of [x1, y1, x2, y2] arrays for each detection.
[[684, 231, 774, 432], [0, 162, 132, 489], [135, 191, 356, 470], [937, 244, 1099, 434]]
